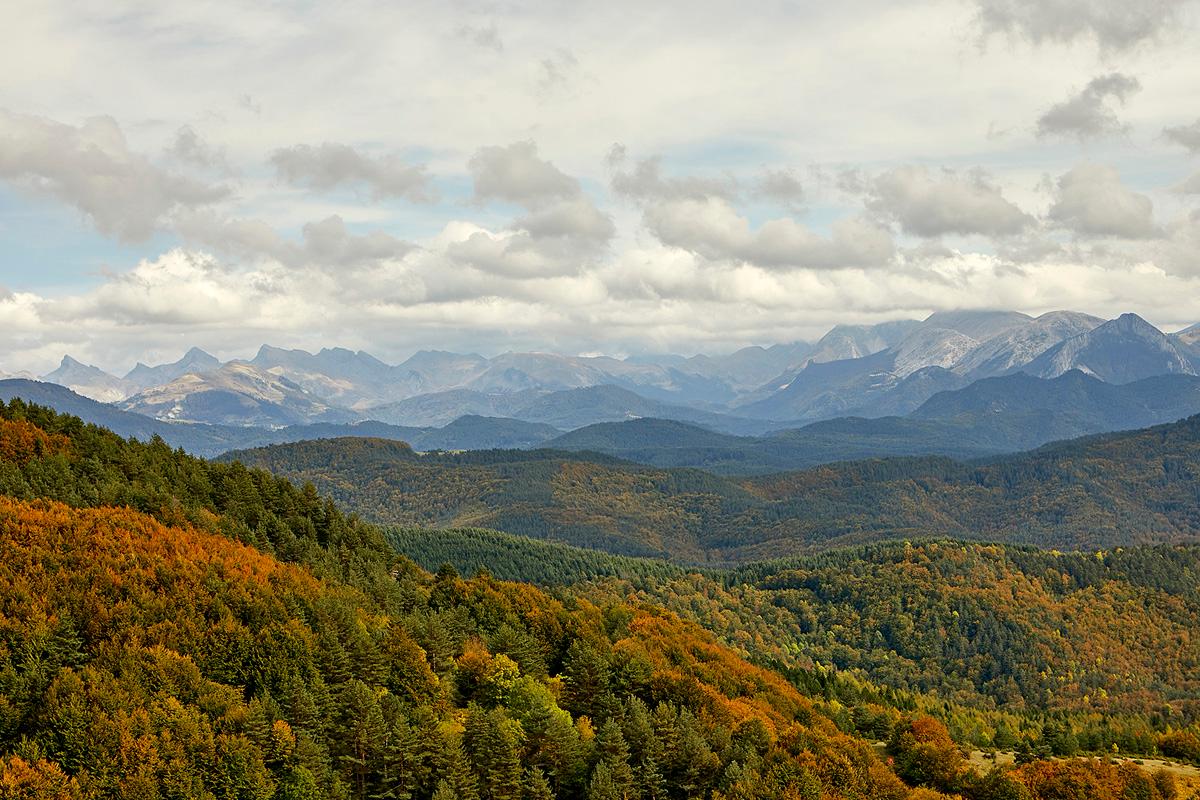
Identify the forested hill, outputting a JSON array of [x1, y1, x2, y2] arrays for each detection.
[[392, 526, 1200, 739], [1, 398, 1193, 798], [224, 414, 1200, 562], [0, 397, 909, 798]]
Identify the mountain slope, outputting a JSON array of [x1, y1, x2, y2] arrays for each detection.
[[913, 370, 1200, 433], [369, 383, 776, 434], [1024, 313, 1198, 383], [392, 526, 1200, 716], [40, 356, 131, 402], [120, 362, 360, 426], [0, 399, 924, 800], [957, 311, 1104, 377], [224, 414, 1200, 562], [123, 346, 221, 391]]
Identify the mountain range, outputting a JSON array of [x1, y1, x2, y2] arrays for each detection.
[[10, 310, 1199, 440]]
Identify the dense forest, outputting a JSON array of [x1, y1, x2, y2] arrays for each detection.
[[0, 398, 1195, 799], [224, 414, 1200, 562], [391, 526, 1200, 755]]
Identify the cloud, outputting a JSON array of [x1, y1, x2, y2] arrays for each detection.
[[270, 142, 431, 201], [456, 22, 503, 52], [175, 211, 414, 268], [515, 196, 615, 242], [974, 0, 1187, 51], [446, 229, 570, 278], [1174, 172, 1200, 194], [754, 168, 805, 210], [1153, 210, 1200, 275], [299, 215, 416, 268], [1047, 163, 1157, 238], [866, 166, 1032, 237], [644, 196, 894, 270], [468, 140, 580, 208], [0, 110, 229, 242], [538, 49, 579, 95], [1036, 73, 1141, 140], [1163, 119, 1200, 154], [50, 249, 258, 326], [454, 142, 614, 276], [166, 125, 227, 171], [609, 150, 738, 202]]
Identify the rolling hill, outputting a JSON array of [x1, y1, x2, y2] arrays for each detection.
[[3, 398, 1197, 799], [0, 396, 922, 800], [540, 371, 1200, 474], [223, 413, 1200, 562]]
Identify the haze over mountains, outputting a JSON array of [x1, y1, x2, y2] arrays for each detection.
[[5, 309, 1200, 464]]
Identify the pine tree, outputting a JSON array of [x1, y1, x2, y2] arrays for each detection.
[[587, 761, 619, 800], [594, 719, 634, 800], [484, 710, 524, 800], [523, 766, 554, 800], [438, 735, 480, 800]]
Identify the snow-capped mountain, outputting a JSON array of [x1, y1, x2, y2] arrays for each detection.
[[1023, 313, 1198, 384], [124, 347, 222, 392], [24, 309, 1200, 430], [955, 311, 1104, 377], [120, 363, 360, 427], [41, 356, 132, 403]]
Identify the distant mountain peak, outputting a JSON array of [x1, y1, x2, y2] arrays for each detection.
[[1023, 313, 1196, 384]]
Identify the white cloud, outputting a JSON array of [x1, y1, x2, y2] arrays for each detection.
[[1163, 119, 1200, 153], [866, 165, 1032, 237], [973, 0, 1189, 51], [609, 151, 738, 202], [175, 211, 415, 268], [469, 141, 580, 208], [0, 109, 228, 241], [270, 142, 431, 201], [1036, 73, 1141, 140], [3, 1, 1200, 367], [1047, 163, 1158, 238], [166, 125, 228, 172], [643, 196, 895, 270]]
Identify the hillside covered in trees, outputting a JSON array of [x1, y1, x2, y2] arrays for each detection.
[[1, 397, 1195, 799], [225, 414, 1200, 562], [392, 526, 1200, 754]]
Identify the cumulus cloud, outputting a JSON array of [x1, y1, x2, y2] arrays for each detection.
[[1036, 73, 1141, 140], [1163, 119, 1200, 154], [866, 166, 1032, 237], [515, 196, 615, 242], [299, 216, 416, 267], [1174, 172, 1200, 195], [1047, 163, 1158, 238], [0, 110, 229, 242], [608, 149, 738, 202], [50, 250, 258, 326], [469, 140, 580, 208], [458, 141, 613, 276], [175, 211, 414, 269], [1153, 210, 1200, 275], [270, 142, 431, 201], [644, 196, 894, 270], [754, 168, 805, 210], [166, 125, 228, 171], [446, 229, 570, 278], [974, 0, 1187, 51]]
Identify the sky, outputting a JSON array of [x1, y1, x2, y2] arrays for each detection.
[[2, 0, 1200, 374]]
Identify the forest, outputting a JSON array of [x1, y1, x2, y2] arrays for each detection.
[[224, 414, 1200, 562], [391, 526, 1200, 757], [0, 397, 1195, 799]]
